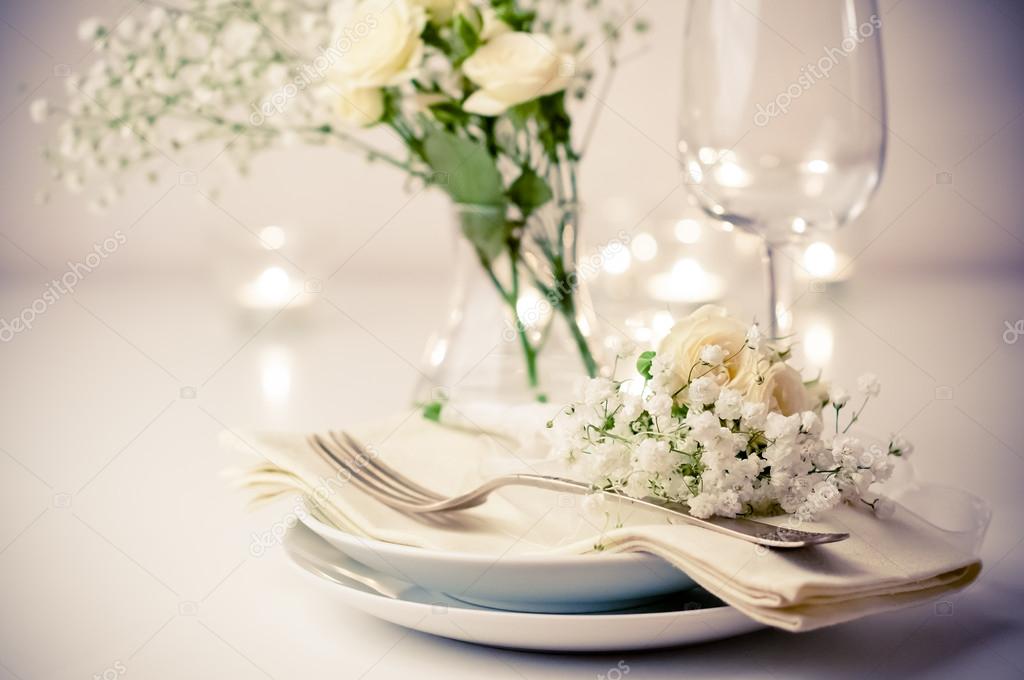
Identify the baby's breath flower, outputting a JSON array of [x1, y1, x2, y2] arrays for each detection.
[[646, 393, 673, 419], [618, 394, 642, 422], [29, 99, 49, 124], [635, 439, 673, 474], [829, 386, 850, 408], [713, 388, 743, 421], [554, 312, 904, 518], [889, 434, 914, 458], [608, 336, 637, 358], [745, 324, 763, 350], [685, 409, 720, 445], [740, 400, 767, 430], [800, 410, 822, 435], [872, 497, 896, 519], [688, 376, 720, 406], [699, 344, 726, 366], [77, 17, 103, 42], [584, 377, 616, 406], [857, 372, 881, 397]]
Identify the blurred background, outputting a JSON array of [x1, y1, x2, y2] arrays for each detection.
[[1, 0, 1023, 677], [2, 0, 1022, 279]]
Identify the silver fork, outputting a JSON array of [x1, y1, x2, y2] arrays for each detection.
[[308, 431, 849, 549]]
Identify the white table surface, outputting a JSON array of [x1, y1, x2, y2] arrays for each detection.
[[0, 262, 1022, 680]]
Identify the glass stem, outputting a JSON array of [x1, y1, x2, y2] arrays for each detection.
[[762, 239, 794, 341]]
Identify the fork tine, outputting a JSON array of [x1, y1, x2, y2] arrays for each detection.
[[322, 432, 430, 504], [307, 434, 392, 500], [309, 434, 423, 510], [333, 431, 445, 502], [307, 434, 480, 530]]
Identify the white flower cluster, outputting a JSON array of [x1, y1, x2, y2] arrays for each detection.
[[548, 306, 912, 520], [32, 0, 644, 209], [33, 0, 348, 210]]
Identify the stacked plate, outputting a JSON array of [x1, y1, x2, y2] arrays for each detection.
[[287, 513, 764, 652]]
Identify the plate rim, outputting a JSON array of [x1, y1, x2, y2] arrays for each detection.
[[300, 511, 668, 568], [285, 536, 753, 624]]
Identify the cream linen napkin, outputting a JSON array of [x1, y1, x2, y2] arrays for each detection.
[[224, 411, 981, 632]]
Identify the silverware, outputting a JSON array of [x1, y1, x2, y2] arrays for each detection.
[[307, 431, 849, 549]]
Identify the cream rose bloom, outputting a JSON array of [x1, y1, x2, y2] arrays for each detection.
[[329, 0, 426, 88], [478, 6, 511, 40], [657, 305, 758, 395], [746, 362, 814, 417], [462, 32, 574, 116], [335, 87, 385, 127], [411, 0, 458, 21]]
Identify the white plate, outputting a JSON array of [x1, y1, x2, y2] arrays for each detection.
[[284, 524, 764, 652], [300, 511, 695, 613]]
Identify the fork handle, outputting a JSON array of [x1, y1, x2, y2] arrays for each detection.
[[447, 474, 847, 549]]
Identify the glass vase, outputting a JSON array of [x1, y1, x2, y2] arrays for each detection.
[[413, 201, 602, 406]]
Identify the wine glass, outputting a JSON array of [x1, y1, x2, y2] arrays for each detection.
[[677, 0, 887, 338]]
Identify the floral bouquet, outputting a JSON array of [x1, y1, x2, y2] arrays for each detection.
[[33, 0, 647, 394], [548, 306, 913, 520]]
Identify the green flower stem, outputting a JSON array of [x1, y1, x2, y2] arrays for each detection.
[[841, 396, 871, 434], [508, 248, 540, 388], [187, 110, 430, 179], [478, 250, 540, 390], [559, 296, 598, 378]]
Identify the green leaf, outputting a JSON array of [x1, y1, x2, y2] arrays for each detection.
[[422, 401, 443, 422], [537, 92, 572, 159], [453, 14, 480, 59], [421, 126, 505, 206], [421, 22, 449, 51], [457, 205, 509, 261], [507, 167, 553, 216], [507, 100, 539, 128], [491, 0, 536, 31], [428, 101, 470, 128], [636, 350, 657, 380]]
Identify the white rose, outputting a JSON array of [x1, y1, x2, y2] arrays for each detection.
[[411, 0, 458, 21], [657, 305, 758, 395], [746, 362, 813, 417], [412, 91, 448, 112], [335, 87, 385, 126], [805, 379, 830, 411], [462, 32, 574, 116], [329, 0, 426, 88], [479, 6, 511, 40], [423, 1, 510, 35]]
